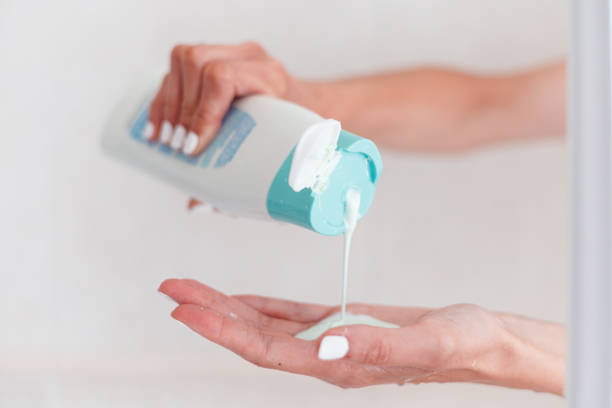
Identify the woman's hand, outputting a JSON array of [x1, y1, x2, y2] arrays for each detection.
[[143, 43, 565, 156], [144, 42, 319, 156], [159, 279, 565, 395]]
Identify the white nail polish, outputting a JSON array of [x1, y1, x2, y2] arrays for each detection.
[[182, 131, 200, 155], [142, 121, 155, 140], [318, 336, 349, 360], [160, 121, 174, 144], [170, 125, 187, 150]]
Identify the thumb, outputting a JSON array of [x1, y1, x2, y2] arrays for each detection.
[[318, 325, 449, 368]]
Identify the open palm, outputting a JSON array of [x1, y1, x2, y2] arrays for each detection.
[[159, 278, 522, 389]]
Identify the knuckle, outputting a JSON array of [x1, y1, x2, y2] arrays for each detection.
[[194, 44, 210, 54], [171, 44, 186, 61], [362, 338, 391, 365], [193, 105, 218, 125], [420, 322, 457, 368], [202, 61, 233, 83], [179, 103, 194, 119], [267, 57, 285, 73], [185, 46, 205, 68], [432, 332, 456, 367], [242, 41, 265, 55], [436, 332, 457, 364], [265, 58, 289, 95], [454, 303, 485, 315], [165, 88, 179, 104]]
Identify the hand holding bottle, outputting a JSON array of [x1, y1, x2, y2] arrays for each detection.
[[144, 42, 318, 156]]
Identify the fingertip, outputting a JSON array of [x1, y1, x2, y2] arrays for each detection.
[[171, 304, 224, 340], [171, 304, 186, 320], [170, 125, 187, 150], [182, 131, 200, 155], [171, 303, 202, 320], [142, 121, 155, 140], [186, 123, 218, 156], [158, 278, 180, 294], [159, 120, 174, 144]]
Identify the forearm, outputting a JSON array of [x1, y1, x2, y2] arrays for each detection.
[[490, 312, 565, 395], [293, 62, 566, 152]]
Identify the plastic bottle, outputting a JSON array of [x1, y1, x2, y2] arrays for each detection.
[[101, 88, 383, 236]]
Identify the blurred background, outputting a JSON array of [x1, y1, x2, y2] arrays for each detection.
[[0, 0, 567, 406]]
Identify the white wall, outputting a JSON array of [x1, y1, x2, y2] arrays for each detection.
[[0, 0, 568, 407]]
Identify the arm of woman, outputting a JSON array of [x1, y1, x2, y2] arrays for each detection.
[[300, 62, 566, 151], [147, 42, 565, 157]]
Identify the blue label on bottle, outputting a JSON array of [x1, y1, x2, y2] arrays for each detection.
[[129, 103, 256, 168]]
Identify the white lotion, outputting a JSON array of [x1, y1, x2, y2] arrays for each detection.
[[296, 189, 398, 341], [297, 312, 398, 341], [341, 188, 360, 320]]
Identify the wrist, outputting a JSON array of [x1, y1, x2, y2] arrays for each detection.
[[285, 78, 364, 124], [485, 313, 565, 395]]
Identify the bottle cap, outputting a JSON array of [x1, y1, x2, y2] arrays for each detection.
[[266, 129, 383, 236]]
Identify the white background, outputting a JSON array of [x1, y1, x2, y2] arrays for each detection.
[[0, 0, 568, 407]]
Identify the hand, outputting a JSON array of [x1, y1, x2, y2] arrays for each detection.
[[145, 42, 319, 156], [159, 279, 565, 394]]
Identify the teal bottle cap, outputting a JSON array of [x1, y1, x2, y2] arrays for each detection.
[[266, 130, 382, 236]]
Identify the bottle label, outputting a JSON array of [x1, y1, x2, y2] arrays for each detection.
[[129, 102, 256, 168]]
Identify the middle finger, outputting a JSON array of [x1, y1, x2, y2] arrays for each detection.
[[167, 43, 266, 151]]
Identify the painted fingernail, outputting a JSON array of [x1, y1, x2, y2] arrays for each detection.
[[159, 121, 174, 144], [170, 125, 187, 150], [142, 121, 155, 140], [182, 131, 199, 155], [318, 336, 349, 360]]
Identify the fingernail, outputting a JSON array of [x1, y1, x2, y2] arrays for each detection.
[[159, 121, 174, 144], [182, 131, 199, 155], [142, 121, 155, 140], [170, 125, 187, 150], [190, 203, 214, 214], [318, 336, 349, 360]]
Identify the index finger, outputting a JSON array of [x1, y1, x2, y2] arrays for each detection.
[[171, 304, 343, 376], [233, 294, 334, 323]]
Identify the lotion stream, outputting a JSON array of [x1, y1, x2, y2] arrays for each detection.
[[295, 189, 398, 340]]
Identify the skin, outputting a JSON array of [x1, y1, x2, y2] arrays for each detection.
[[159, 279, 565, 395], [150, 43, 567, 395], [147, 43, 565, 154]]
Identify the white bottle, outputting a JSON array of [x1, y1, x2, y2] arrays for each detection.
[[101, 87, 383, 235]]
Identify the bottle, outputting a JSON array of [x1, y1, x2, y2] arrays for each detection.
[[101, 87, 383, 236]]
